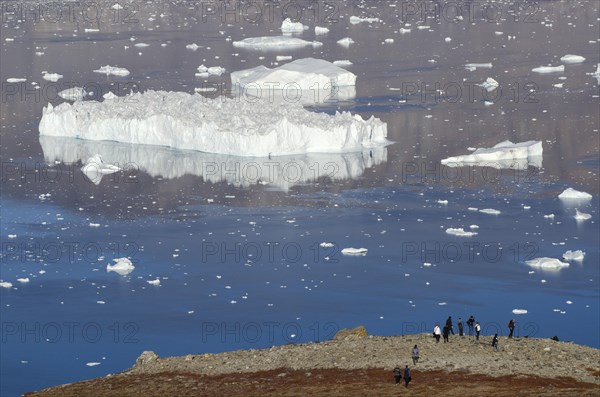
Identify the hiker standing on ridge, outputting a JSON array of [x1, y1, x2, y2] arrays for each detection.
[[404, 365, 412, 388], [411, 345, 420, 365], [446, 316, 454, 335], [508, 319, 515, 338], [433, 324, 441, 343], [458, 318, 464, 336], [467, 316, 475, 337], [492, 333, 499, 352], [475, 322, 481, 340]]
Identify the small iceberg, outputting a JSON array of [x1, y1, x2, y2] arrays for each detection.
[[560, 54, 585, 64], [233, 36, 322, 50], [562, 250, 585, 262], [441, 140, 543, 169], [558, 188, 592, 201], [42, 72, 63, 82], [337, 37, 355, 47], [341, 247, 368, 255], [81, 154, 121, 185], [532, 65, 564, 74], [479, 77, 499, 92], [314, 26, 329, 35], [349, 15, 380, 24], [465, 63, 493, 71], [526, 257, 569, 270], [512, 309, 528, 315], [93, 65, 130, 76], [58, 87, 86, 101], [106, 257, 135, 276], [445, 228, 478, 237], [0, 281, 13, 289], [574, 209, 592, 221], [280, 18, 307, 33], [196, 65, 226, 77], [147, 278, 161, 286]]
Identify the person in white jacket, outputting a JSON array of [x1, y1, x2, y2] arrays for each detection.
[[433, 324, 441, 343]]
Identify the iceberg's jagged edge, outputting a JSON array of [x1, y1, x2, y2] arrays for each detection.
[[39, 90, 388, 157]]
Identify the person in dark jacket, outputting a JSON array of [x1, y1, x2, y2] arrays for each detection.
[[443, 324, 450, 343], [492, 333, 499, 352], [508, 319, 515, 338], [467, 316, 475, 337], [393, 367, 402, 384], [403, 365, 411, 387], [411, 345, 420, 365], [458, 318, 464, 336], [446, 316, 454, 335]]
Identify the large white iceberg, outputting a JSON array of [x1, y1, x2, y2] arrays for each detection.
[[39, 135, 388, 191], [231, 58, 356, 104], [233, 36, 322, 50], [441, 140, 543, 169], [39, 90, 388, 157], [558, 188, 592, 201]]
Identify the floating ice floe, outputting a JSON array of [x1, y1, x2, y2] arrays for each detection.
[[558, 188, 592, 201], [7, 78, 27, 83], [106, 257, 135, 276], [442, 140, 543, 169], [532, 65, 564, 74], [562, 250, 585, 262], [84, 28, 99, 33], [231, 58, 356, 104], [280, 18, 307, 33], [341, 247, 368, 255], [86, 362, 101, 366], [0, 281, 13, 289], [333, 60, 353, 67], [445, 228, 478, 237], [320, 242, 335, 248], [196, 65, 226, 77], [40, 135, 387, 191], [349, 15, 380, 24], [42, 72, 63, 82], [479, 208, 501, 215], [276, 55, 292, 61], [479, 77, 499, 92], [526, 257, 569, 270], [560, 54, 585, 63], [233, 36, 322, 50], [186, 43, 201, 50], [337, 37, 355, 47], [93, 65, 130, 76], [314, 26, 329, 35], [81, 154, 121, 185], [39, 90, 388, 157], [58, 87, 86, 101], [574, 209, 592, 221], [147, 278, 161, 286], [111, 3, 123, 9], [134, 42, 149, 47], [17, 278, 30, 283], [512, 309, 528, 315]]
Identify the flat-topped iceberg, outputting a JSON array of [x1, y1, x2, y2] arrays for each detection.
[[441, 140, 543, 169], [560, 54, 585, 63], [39, 90, 388, 157], [526, 257, 569, 270], [532, 65, 564, 74], [233, 36, 322, 50], [231, 58, 356, 103]]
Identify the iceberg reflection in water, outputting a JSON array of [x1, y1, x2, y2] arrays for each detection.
[[39, 136, 387, 191]]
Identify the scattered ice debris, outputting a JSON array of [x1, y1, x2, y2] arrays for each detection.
[[512, 309, 528, 315], [558, 188, 592, 201], [194, 86, 218, 93], [86, 362, 101, 367], [0, 282, 13, 289], [479, 209, 501, 215], [233, 36, 322, 50], [532, 65, 564, 74], [441, 140, 543, 169], [40, 90, 388, 157], [314, 26, 329, 35], [587, 64, 600, 80], [185, 43, 201, 50], [349, 16, 380, 24], [231, 58, 356, 103], [445, 228, 478, 237], [479, 77, 499, 92], [280, 18, 307, 33], [560, 54, 585, 63], [196, 65, 226, 76], [553, 83, 564, 88], [526, 257, 569, 270], [59, 87, 86, 101], [341, 247, 368, 255], [81, 154, 121, 185], [337, 37, 355, 47], [147, 278, 161, 286], [17, 278, 30, 283], [84, 28, 99, 33], [93, 65, 130, 76], [574, 209, 592, 221], [320, 242, 335, 248], [562, 250, 585, 262], [399, 28, 411, 34], [7, 78, 27, 83], [107, 258, 135, 276], [42, 72, 63, 82]]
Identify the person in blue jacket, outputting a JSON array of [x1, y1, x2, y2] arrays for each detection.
[[403, 365, 412, 387]]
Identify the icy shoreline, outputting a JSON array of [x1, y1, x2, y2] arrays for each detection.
[[39, 90, 388, 157]]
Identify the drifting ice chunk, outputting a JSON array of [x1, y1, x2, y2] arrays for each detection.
[[39, 90, 388, 157], [479, 209, 501, 215], [574, 209, 591, 221], [349, 16, 380, 24], [196, 65, 226, 76], [562, 250, 585, 262], [333, 60, 353, 67], [107, 257, 135, 276], [315, 26, 329, 35], [512, 309, 528, 315], [337, 37, 355, 47], [233, 36, 322, 50], [186, 43, 201, 50], [479, 77, 499, 92], [0, 281, 13, 288], [532, 65, 564, 74], [441, 140, 543, 169], [7, 78, 26, 83], [17, 278, 30, 283], [341, 247, 368, 255], [42, 72, 63, 82], [320, 242, 335, 248], [59, 87, 86, 101], [558, 188, 592, 201], [280, 18, 307, 33], [445, 228, 478, 237], [147, 278, 161, 286], [81, 154, 121, 185], [526, 257, 569, 270], [231, 58, 356, 103], [560, 54, 585, 63], [86, 362, 101, 367], [93, 65, 130, 76]]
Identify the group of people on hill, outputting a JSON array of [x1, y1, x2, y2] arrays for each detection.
[[433, 315, 482, 343]]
